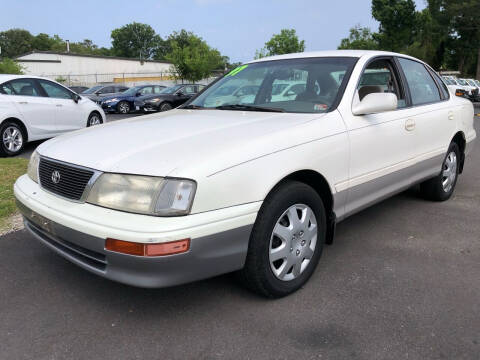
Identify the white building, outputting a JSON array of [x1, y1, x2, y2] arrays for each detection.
[[15, 51, 173, 86]]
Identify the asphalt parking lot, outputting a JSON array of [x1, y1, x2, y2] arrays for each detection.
[[1, 108, 479, 359]]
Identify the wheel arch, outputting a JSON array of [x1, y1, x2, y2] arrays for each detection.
[[267, 169, 336, 244], [1, 117, 29, 142], [87, 110, 103, 126], [451, 131, 466, 173]]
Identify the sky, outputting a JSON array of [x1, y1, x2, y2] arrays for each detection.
[[0, 0, 426, 63]]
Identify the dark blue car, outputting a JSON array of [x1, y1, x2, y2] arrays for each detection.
[[100, 85, 166, 114]]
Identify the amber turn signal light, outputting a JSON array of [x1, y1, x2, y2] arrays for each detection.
[[105, 238, 190, 256]]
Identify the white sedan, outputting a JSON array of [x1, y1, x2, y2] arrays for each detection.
[[0, 75, 106, 156], [15, 50, 476, 297]]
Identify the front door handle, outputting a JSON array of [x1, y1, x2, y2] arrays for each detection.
[[18, 101, 28, 105], [405, 118, 415, 131], [448, 111, 454, 121], [56, 104, 63, 107]]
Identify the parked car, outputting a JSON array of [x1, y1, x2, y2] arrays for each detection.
[[0, 75, 106, 156], [134, 84, 205, 112], [441, 76, 467, 97], [100, 85, 166, 114], [458, 78, 477, 101], [82, 85, 129, 103], [15, 51, 476, 297], [69, 86, 89, 94], [465, 79, 480, 101], [204, 84, 260, 107]]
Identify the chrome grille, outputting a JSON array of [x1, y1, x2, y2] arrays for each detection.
[[39, 158, 94, 201]]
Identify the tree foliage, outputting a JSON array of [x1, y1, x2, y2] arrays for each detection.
[[255, 29, 305, 59], [339, 0, 480, 77], [166, 30, 225, 82], [338, 25, 378, 50], [0, 58, 24, 74], [0, 29, 34, 58], [111, 22, 163, 59]]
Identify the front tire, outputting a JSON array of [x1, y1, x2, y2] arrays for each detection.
[[87, 112, 103, 127], [239, 181, 326, 298], [0, 121, 26, 157], [159, 102, 173, 112], [117, 101, 131, 114], [420, 142, 460, 201]]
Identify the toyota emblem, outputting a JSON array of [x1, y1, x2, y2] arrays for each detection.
[[51, 170, 61, 184]]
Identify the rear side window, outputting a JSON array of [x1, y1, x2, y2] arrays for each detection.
[[429, 70, 449, 99], [398, 58, 441, 106], [38, 80, 72, 99], [2, 79, 40, 97]]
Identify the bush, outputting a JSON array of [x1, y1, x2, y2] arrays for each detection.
[[0, 58, 24, 74]]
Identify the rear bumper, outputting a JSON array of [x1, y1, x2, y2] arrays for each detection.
[[17, 199, 252, 288]]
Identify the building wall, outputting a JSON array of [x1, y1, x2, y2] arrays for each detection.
[[17, 52, 171, 76]]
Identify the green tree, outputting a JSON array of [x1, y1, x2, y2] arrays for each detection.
[[0, 58, 24, 74], [111, 22, 162, 59], [338, 25, 379, 50], [255, 29, 305, 59], [0, 29, 34, 58], [166, 31, 224, 82], [371, 0, 418, 52]]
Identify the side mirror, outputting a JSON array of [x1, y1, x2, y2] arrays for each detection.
[[352, 92, 398, 116], [73, 94, 81, 103], [95, 91, 102, 96], [136, 92, 142, 97], [176, 91, 183, 96]]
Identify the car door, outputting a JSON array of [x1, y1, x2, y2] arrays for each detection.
[[342, 57, 419, 216], [1, 78, 57, 139], [396, 57, 457, 181], [173, 85, 196, 106], [37, 79, 86, 132]]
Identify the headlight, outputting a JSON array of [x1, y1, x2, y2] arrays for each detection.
[[27, 151, 39, 183], [104, 98, 118, 103], [86, 174, 196, 216]]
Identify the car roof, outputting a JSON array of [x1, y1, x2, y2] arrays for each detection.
[[248, 50, 420, 64], [0, 74, 56, 83]]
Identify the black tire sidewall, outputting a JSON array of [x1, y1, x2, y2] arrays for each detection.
[[0, 121, 25, 157], [439, 142, 460, 199], [246, 181, 326, 297]]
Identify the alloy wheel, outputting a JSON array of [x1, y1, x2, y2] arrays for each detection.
[[89, 114, 102, 126], [442, 151, 457, 193], [119, 102, 130, 114], [269, 204, 317, 281], [2, 126, 23, 153]]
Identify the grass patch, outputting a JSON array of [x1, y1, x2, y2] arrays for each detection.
[[0, 158, 28, 232]]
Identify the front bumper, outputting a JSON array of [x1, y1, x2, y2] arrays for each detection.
[[101, 102, 118, 112], [14, 175, 258, 288]]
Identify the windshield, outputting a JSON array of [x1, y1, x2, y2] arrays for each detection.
[[82, 85, 103, 94], [160, 85, 183, 94], [475, 80, 480, 87], [123, 86, 141, 95], [466, 80, 476, 86], [458, 79, 468, 86], [188, 57, 357, 113]]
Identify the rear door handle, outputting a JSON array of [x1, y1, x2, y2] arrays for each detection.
[[56, 104, 63, 107], [18, 101, 28, 105], [405, 118, 415, 131]]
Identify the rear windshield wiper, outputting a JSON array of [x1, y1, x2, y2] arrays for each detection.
[[215, 104, 285, 113]]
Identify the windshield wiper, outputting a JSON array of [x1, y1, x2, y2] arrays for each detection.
[[182, 104, 205, 109], [215, 104, 285, 113]]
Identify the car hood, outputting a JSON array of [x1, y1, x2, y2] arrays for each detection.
[[37, 109, 325, 178], [101, 94, 131, 102], [84, 92, 124, 101]]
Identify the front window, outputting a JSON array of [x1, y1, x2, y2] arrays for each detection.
[[123, 86, 142, 96], [81, 85, 102, 94], [160, 85, 183, 94], [188, 57, 357, 113], [466, 80, 476, 87], [457, 79, 468, 86]]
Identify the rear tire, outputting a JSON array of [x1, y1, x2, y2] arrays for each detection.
[[238, 181, 326, 298], [420, 142, 460, 201], [0, 121, 26, 157]]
